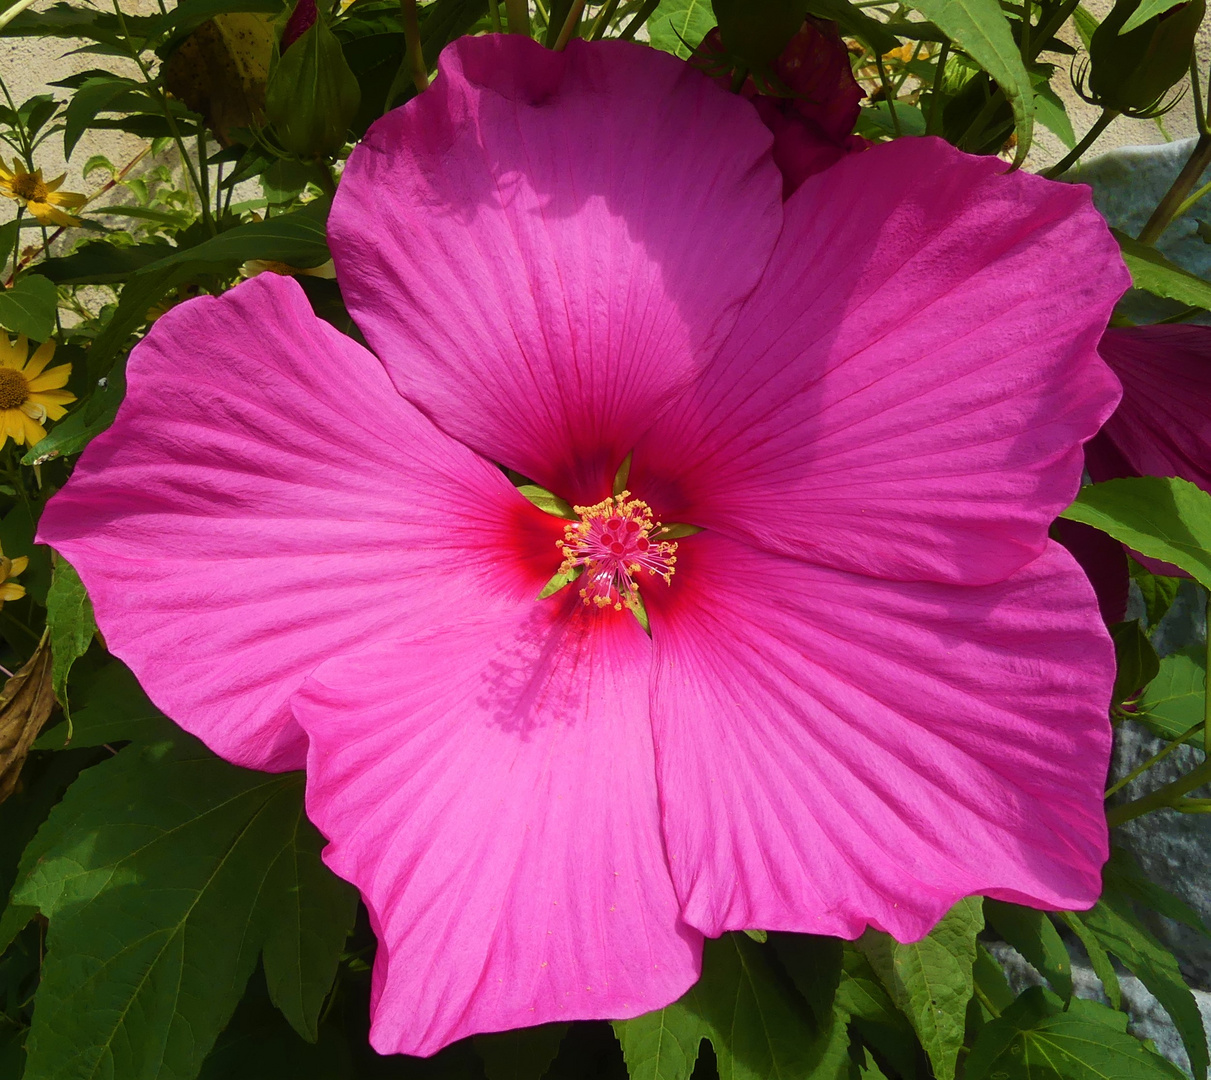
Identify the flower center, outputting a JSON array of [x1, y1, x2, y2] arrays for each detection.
[[557, 492, 677, 612], [0, 368, 29, 411], [12, 173, 46, 202]]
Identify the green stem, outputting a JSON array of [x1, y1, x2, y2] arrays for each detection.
[[925, 42, 950, 135], [875, 52, 901, 137], [488, 0, 502, 32], [1139, 131, 1211, 244], [1106, 717, 1205, 797], [9, 206, 21, 284], [1192, 56, 1206, 135], [618, 0, 660, 40], [972, 983, 1002, 1019], [588, 0, 620, 39], [1043, 107, 1117, 178], [1107, 757, 1211, 826], [401, 0, 429, 92], [552, 0, 585, 49], [503, 0, 529, 33], [1172, 176, 1211, 221], [111, 0, 213, 234]]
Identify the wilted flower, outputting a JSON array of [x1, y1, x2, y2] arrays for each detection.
[[0, 335, 75, 448], [0, 160, 86, 227], [41, 35, 1128, 1056]]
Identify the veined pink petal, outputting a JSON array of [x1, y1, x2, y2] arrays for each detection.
[[293, 597, 699, 1055], [630, 136, 1128, 586], [645, 533, 1112, 941], [37, 274, 563, 771], [330, 34, 782, 506], [1089, 324, 1211, 489]]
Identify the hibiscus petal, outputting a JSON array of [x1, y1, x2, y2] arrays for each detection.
[[1090, 325, 1211, 489], [631, 136, 1128, 586], [645, 532, 1112, 941], [37, 273, 564, 771], [293, 596, 699, 1056], [330, 34, 782, 506]]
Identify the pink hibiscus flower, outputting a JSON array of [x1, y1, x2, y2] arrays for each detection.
[[39, 34, 1128, 1056]]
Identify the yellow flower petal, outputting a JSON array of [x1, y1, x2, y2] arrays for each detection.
[[28, 388, 75, 405], [30, 202, 81, 228], [0, 336, 26, 370], [8, 556, 28, 577], [44, 172, 66, 193], [19, 411, 44, 447], [26, 368, 70, 393], [49, 190, 86, 210], [0, 583, 26, 602], [23, 341, 57, 380], [0, 409, 22, 446]]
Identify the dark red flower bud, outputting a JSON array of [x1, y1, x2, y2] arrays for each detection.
[[281, 0, 317, 53]]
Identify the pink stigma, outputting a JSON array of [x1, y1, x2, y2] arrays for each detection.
[[557, 492, 677, 611]]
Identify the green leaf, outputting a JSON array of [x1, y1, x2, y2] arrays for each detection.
[[615, 933, 847, 1080], [44, 558, 96, 708], [972, 942, 1016, 1015], [648, 0, 714, 58], [22, 363, 125, 466], [804, 0, 899, 52], [1111, 619, 1161, 704], [897, 0, 1034, 164], [1121, 0, 1184, 34], [1131, 559, 1181, 628], [86, 200, 330, 373], [1034, 79, 1075, 149], [1115, 229, 1211, 311], [0, 275, 57, 341], [62, 75, 149, 158], [967, 987, 1186, 1080], [1062, 477, 1211, 590], [35, 658, 174, 750], [1059, 910, 1121, 1009], [1075, 898, 1209, 1080], [13, 737, 358, 1078], [475, 1024, 570, 1080], [835, 945, 919, 1080], [517, 484, 576, 520], [614, 1002, 704, 1080], [1104, 847, 1210, 937], [1137, 646, 1207, 744], [768, 933, 843, 1026], [1073, 2, 1099, 47], [857, 896, 982, 1080], [35, 240, 177, 285], [984, 900, 1072, 1000]]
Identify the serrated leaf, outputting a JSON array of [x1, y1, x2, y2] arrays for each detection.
[[1075, 898, 1208, 1080], [0, 637, 54, 805], [967, 987, 1186, 1080], [14, 737, 357, 1078], [615, 933, 846, 1080], [1062, 477, 1211, 591], [1131, 560, 1181, 628], [1115, 229, 1211, 311], [984, 900, 1072, 1000], [614, 1002, 704, 1080], [0, 275, 57, 341], [648, 0, 714, 58], [475, 1024, 569, 1080], [1059, 909, 1121, 1008], [858, 897, 982, 1080], [898, 0, 1034, 164], [45, 558, 96, 708], [1136, 647, 1207, 744], [972, 942, 1015, 1015]]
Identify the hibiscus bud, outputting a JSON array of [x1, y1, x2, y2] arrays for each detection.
[[711, 0, 804, 68], [265, 7, 360, 158], [1088, 0, 1204, 116], [280, 0, 317, 52]]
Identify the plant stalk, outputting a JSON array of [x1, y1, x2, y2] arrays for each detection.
[[1044, 107, 1117, 179], [1139, 131, 1211, 244]]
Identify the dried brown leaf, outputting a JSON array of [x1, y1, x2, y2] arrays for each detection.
[[0, 635, 56, 803]]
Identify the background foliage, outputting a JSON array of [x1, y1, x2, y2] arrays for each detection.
[[1, 0, 1211, 1077]]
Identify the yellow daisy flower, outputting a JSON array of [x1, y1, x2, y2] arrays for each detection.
[[0, 542, 27, 608], [0, 159, 86, 228], [0, 335, 75, 448]]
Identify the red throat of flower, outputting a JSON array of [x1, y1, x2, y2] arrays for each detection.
[[557, 492, 677, 612]]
